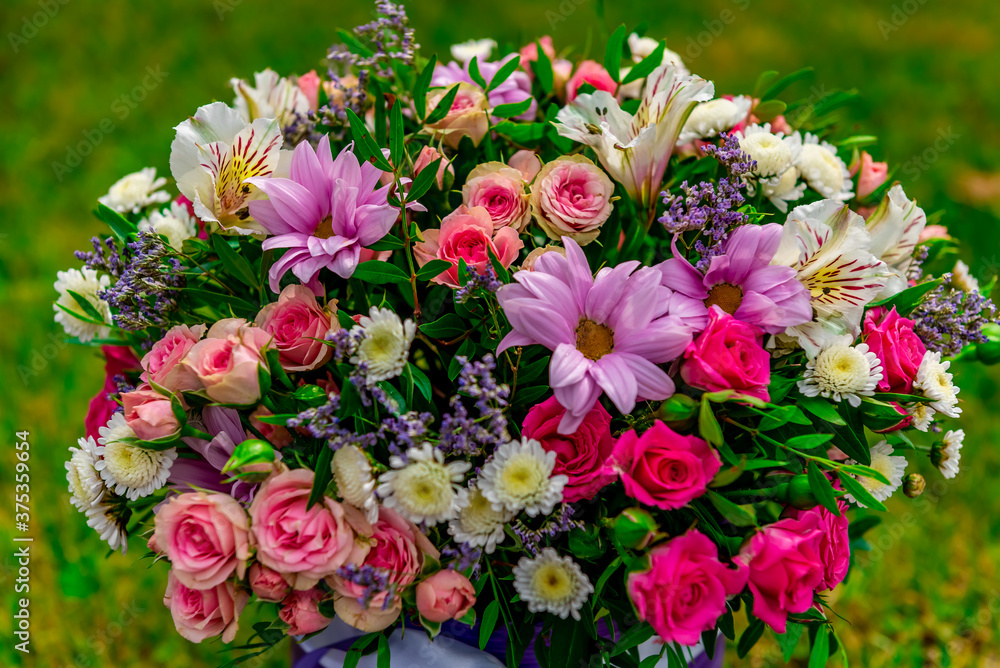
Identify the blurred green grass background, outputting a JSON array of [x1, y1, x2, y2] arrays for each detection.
[[2, 0, 999, 665]]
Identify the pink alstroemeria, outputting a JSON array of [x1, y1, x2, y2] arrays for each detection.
[[248, 136, 401, 293], [656, 223, 813, 335], [497, 238, 691, 434]]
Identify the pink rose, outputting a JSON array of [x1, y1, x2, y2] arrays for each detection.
[[462, 162, 531, 231], [521, 245, 566, 271], [681, 306, 771, 402], [738, 514, 825, 633], [182, 319, 273, 405], [154, 492, 251, 590], [530, 155, 614, 244], [850, 151, 889, 200], [919, 224, 950, 242], [298, 70, 321, 111], [413, 146, 454, 190], [249, 563, 291, 602], [519, 35, 556, 74], [784, 501, 850, 592], [280, 588, 332, 635], [861, 306, 926, 393], [522, 397, 616, 503], [163, 572, 248, 643], [249, 468, 356, 589], [416, 570, 476, 623], [552, 59, 574, 98], [330, 506, 425, 609], [426, 83, 489, 149], [509, 150, 542, 182], [141, 324, 206, 391], [122, 383, 180, 441], [413, 205, 523, 288], [255, 285, 336, 372], [608, 420, 721, 510], [85, 345, 141, 440], [628, 530, 747, 646], [249, 406, 293, 448], [566, 60, 617, 102]]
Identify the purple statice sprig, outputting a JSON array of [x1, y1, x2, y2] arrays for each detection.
[[456, 267, 502, 304], [98, 231, 186, 331], [378, 410, 434, 460], [335, 563, 393, 610], [511, 504, 583, 556], [703, 132, 757, 177], [327, 1, 418, 78], [287, 394, 378, 452], [438, 355, 510, 457], [911, 275, 998, 357], [75, 236, 127, 278], [441, 543, 483, 578]]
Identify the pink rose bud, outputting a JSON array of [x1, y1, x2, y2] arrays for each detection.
[[681, 306, 771, 402], [413, 146, 454, 190], [508, 150, 542, 182], [415, 570, 477, 623], [121, 384, 181, 441], [566, 60, 617, 102], [280, 588, 332, 635], [163, 572, 248, 644], [413, 205, 523, 288], [851, 151, 889, 199], [298, 70, 321, 111], [462, 163, 532, 231], [249, 563, 291, 602], [628, 530, 747, 645], [141, 324, 206, 392], [919, 224, 951, 242], [529, 155, 614, 245], [552, 59, 574, 98], [153, 492, 251, 590], [181, 318, 272, 406], [254, 285, 336, 372], [607, 420, 721, 510], [519, 35, 556, 74]]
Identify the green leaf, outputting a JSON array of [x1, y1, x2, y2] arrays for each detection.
[[414, 55, 437, 120], [753, 99, 787, 122], [809, 626, 831, 668], [829, 403, 870, 465], [840, 464, 890, 486], [55, 302, 106, 327], [372, 79, 387, 146], [549, 615, 593, 668], [407, 158, 441, 202], [838, 472, 887, 511], [366, 233, 405, 252], [621, 41, 665, 85], [389, 99, 404, 168], [867, 277, 943, 315], [593, 557, 621, 599], [775, 623, 805, 662], [738, 617, 765, 658], [603, 24, 627, 83], [758, 405, 811, 431], [307, 445, 334, 510], [486, 55, 522, 93], [491, 97, 534, 119], [468, 56, 488, 89], [420, 313, 468, 339], [479, 599, 500, 650], [797, 395, 847, 426], [753, 70, 780, 98], [425, 84, 461, 124], [762, 67, 814, 100], [377, 634, 390, 668], [65, 290, 108, 323], [96, 203, 137, 243], [530, 42, 554, 92], [211, 235, 257, 288], [807, 461, 841, 515], [345, 108, 392, 171], [352, 261, 411, 285], [698, 399, 724, 446], [610, 622, 655, 657], [707, 491, 757, 527], [493, 120, 548, 143], [786, 434, 835, 450], [336, 28, 373, 57], [415, 259, 453, 282], [404, 363, 432, 402], [487, 245, 511, 283]]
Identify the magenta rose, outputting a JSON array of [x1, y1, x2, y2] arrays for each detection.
[[249, 468, 356, 590], [566, 59, 617, 101], [255, 285, 336, 372], [628, 530, 748, 646], [862, 306, 926, 393], [279, 588, 332, 635], [416, 570, 477, 623], [681, 306, 771, 402], [738, 514, 825, 632], [462, 162, 531, 231], [413, 205, 523, 288], [522, 396, 616, 503], [141, 324, 206, 391], [182, 318, 273, 405], [530, 155, 614, 245], [163, 572, 248, 643], [608, 420, 721, 510], [784, 500, 851, 592], [153, 492, 251, 590], [330, 506, 425, 609], [122, 383, 180, 441], [249, 562, 291, 602], [85, 345, 141, 440]]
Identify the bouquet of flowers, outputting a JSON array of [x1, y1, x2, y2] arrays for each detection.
[[57, 2, 1000, 666]]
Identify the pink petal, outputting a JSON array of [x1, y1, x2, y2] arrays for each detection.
[[254, 179, 323, 232], [616, 352, 675, 401], [549, 343, 590, 388], [590, 354, 639, 415]]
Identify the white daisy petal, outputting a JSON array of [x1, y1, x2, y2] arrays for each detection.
[[333, 445, 379, 524], [798, 339, 883, 406], [351, 306, 416, 384], [934, 429, 964, 479], [795, 133, 853, 201], [913, 351, 962, 418], [376, 443, 470, 525], [448, 483, 515, 554], [844, 441, 906, 507], [478, 437, 567, 518], [98, 167, 170, 214], [66, 436, 106, 511], [53, 267, 112, 342], [95, 414, 176, 501], [513, 548, 594, 620]]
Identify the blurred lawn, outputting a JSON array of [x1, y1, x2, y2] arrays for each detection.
[[2, 0, 999, 666]]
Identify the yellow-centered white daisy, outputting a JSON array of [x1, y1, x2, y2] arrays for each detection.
[[933, 429, 964, 480], [844, 441, 906, 507], [95, 413, 177, 501], [66, 436, 105, 511], [98, 167, 170, 214], [513, 548, 594, 620], [53, 267, 112, 342], [351, 306, 417, 384], [913, 350, 962, 418], [798, 338, 883, 407], [377, 442, 470, 525], [332, 444, 379, 523], [448, 483, 515, 554], [478, 437, 567, 517]]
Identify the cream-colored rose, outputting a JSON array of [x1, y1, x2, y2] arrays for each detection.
[[425, 83, 489, 149], [529, 155, 614, 245], [462, 162, 531, 231]]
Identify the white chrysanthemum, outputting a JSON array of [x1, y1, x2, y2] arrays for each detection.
[[85, 502, 129, 554], [377, 443, 471, 525], [951, 260, 980, 293], [66, 436, 105, 511], [760, 165, 806, 213], [844, 441, 906, 507], [627, 33, 689, 75], [138, 201, 198, 250], [53, 267, 112, 342], [448, 483, 515, 554], [935, 429, 964, 479], [95, 414, 176, 500], [98, 167, 170, 214], [913, 351, 962, 418], [351, 306, 416, 384], [478, 438, 567, 518], [736, 124, 801, 178], [450, 38, 497, 63], [677, 96, 752, 144], [910, 403, 936, 432], [333, 445, 378, 523], [795, 133, 853, 200], [513, 548, 594, 620], [798, 341, 883, 407]]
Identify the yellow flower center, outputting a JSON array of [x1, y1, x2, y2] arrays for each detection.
[[533, 563, 573, 601], [575, 319, 614, 361], [704, 283, 744, 315], [499, 454, 545, 498]]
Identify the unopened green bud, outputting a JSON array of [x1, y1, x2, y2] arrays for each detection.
[[613, 508, 659, 550], [657, 394, 698, 423], [904, 473, 926, 498], [779, 474, 820, 510], [222, 439, 276, 482]]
